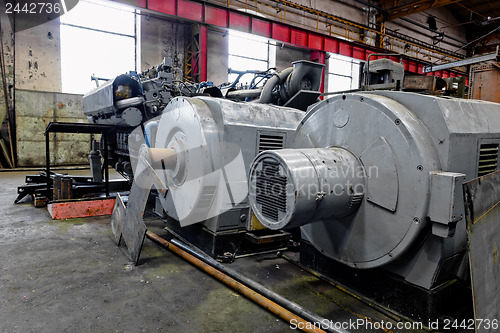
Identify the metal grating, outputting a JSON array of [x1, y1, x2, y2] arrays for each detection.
[[255, 159, 287, 221], [258, 133, 285, 153], [478, 143, 499, 177]]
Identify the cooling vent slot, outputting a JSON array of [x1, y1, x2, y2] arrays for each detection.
[[478, 143, 499, 177], [258, 133, 285, 153], [255, 160, 287, 221]]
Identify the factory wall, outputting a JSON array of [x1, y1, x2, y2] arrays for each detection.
[[276, 45, 310, 71], [0, 0, 468, 167], [141, 15, 185, 80], [207, 29, 229, 86], [0, 11, 188, 167]]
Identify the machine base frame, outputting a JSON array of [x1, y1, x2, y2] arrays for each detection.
[[300, 239, 473, 323]]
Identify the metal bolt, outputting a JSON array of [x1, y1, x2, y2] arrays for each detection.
[[413, 217, 420, 224], [395, 119, 401, 125]]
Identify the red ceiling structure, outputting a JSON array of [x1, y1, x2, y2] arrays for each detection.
[[116, 0, 463, 82]]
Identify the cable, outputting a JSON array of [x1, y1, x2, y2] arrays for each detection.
[[430, 25, 500, 66]]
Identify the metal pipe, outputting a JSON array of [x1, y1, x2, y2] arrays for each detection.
[[255, 68, 293, 103], [145, 231, 331, 333], [104, 133, 109, 197], [423, 46, 500, 72], [226, 88, 263, 99], [45, 131, 51, 200], [169, 238, 347, 333]]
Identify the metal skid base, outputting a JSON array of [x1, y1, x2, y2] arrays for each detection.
[[15, 171, 130, 206], [299, 240, 473, 323], [163, 218, 291, 262]]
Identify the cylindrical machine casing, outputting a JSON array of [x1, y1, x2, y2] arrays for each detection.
[[249, 148, 365, 230], [247, 91, 500, 290], [141, 96, 305, 230]]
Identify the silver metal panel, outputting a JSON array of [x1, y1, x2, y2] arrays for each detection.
[[153, 97, 304, 232], [110, 194, 125, 245], [82, 79, 115, 118], [423, 47, 499, 73], [297, 93, 441, 268], [429, 171, 466, 225], [464, 170, 500, 332], [359, 136, 398, 212], [121, 180, 148, 265]]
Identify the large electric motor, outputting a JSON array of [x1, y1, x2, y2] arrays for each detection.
[[141, 96, 305, 232], [249, 91, 500, 291]]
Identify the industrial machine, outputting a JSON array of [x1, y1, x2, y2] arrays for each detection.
[[362, 55, 466, 97], [223, 60, 325, 111], [362, 57, 404, 90], [111, 60, 325, 260], [82, 59, 324, 180], [82, 58, 197, 178], [248, 91, 500, 321], [144, 97, 306, 258]]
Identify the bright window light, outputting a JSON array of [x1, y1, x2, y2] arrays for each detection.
[[227, 30, 274, 86], [60, 0, 137, 94], [327, 53, 361, 92]]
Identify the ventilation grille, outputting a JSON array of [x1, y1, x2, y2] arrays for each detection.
[[478, 143, 499, 177], [255, 160, 287, 221], [258, 134, 285, 153]]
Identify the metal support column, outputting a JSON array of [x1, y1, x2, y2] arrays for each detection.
[[199, 24, 208, 82]]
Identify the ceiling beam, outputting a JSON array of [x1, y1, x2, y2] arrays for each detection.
[[380, 0, 463, 22]]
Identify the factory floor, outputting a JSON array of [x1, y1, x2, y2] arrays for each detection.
[[0, 170, 426, 333]]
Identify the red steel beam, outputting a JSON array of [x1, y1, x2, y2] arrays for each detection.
[[199, 25, 208, 82]]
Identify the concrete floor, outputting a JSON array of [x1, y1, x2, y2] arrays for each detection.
[[0, 170, 425, 332]]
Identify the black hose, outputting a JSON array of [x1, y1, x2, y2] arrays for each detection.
[[170, 238, 348, 333], [255, 67, 293, 104]]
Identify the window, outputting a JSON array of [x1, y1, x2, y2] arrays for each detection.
[[327, 53, 361, 93], [227, 30, 275, 87], [60, 0, 138, 94]]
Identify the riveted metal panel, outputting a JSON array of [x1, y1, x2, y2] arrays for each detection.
[[272, 23, 290, 43], [324, 37, 338, 54], [291, 29, 308, 47], [148, 0, 176, 15], [116, 0, 147, 7], [307, 33, 323, 50], [178, 0, 203, 21], [470, 64, 500, 103], [408, 61, 418, 73], [251, 18, 271, 37], [339, 41, 352, 57], [229, 12, 251, 32], [464, 171, 500, 332], [205, 5, 227, 27], [353, 47, 365, 60]]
